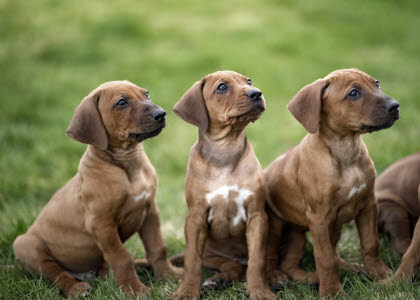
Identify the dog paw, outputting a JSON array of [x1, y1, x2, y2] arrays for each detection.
[[366, 262, 392, 280], [120, 281, 150, 299], [66, 282, 92, 298], [202, 277, 228, 292], [246, 286, 277, 300], [172, 285, 201, 299], [272, 278, 288, 290], [268, 269, 288, 289], [318, 282, 343, 298]]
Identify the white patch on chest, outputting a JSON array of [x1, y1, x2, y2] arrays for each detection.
[[134, 190, 151, 202], [347, 183, 366, 199], [205, 185, 253, 226]]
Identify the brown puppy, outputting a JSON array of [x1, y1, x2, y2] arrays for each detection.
[[393, 184, 420, 280], [376, 152, 420, 254], [13, 81, 182, 298], [264, 69, 398, 297], [172, 71, 275, 299]]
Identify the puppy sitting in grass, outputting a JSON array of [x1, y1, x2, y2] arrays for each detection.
[[264, 69, 398, 297], [13, 81, 182, 298], [172, 71, 275, 300]]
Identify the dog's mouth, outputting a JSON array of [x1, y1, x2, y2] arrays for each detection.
[[129, 126, 164, 142], [230, 103, 266, 122], [360, 120, 396, 133]]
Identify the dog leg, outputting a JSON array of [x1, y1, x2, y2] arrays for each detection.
[[173, 210, 208, 299], [330, 225, 364, 274], [139, 201, 182, 280], [356, 200, 392, 279], [85, 217, 150, 298], [97, 261, 110, 279], [307, 211, 342, 297], [13, 234, 91, 298], [246, 212, 276, 300], [201, 255, 245, 292], [266, 214, 289, 289], [394, 218, 420, 280], [280, 226, 318, 286], [378, 201, 412, 255]]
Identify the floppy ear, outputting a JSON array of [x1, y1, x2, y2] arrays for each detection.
[[173, 79, 209, 130], [288, 79, 329, 134], [66, 92, 108, 150]]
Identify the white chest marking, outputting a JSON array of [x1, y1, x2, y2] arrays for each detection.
[[134, 190, 150, 202], [348, 183, 366, 199], [205, 185, 253, 226]]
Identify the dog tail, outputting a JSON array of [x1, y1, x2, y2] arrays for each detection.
[[133, 259, 152, 270], [169, 253, 185, 265], [133, 254, 184, 269]]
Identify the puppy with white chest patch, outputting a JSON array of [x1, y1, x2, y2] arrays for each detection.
[[172, 71, 275, 299], [13, 81, 182, 298], [264, 69, 399, 297]]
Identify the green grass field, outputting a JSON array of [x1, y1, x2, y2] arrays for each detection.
[[1, 0, 420, 299]]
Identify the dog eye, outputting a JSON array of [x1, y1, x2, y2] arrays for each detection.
[[216, 83, 228, 92], [348, 89, 360, 98], [145, 90, 149, 98], [115, 98, 129, 108], [375, 80, 381, 89], [247, 78, 252, 85]]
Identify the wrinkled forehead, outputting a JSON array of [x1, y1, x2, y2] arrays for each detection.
[[205, 71, 248, 86], [94, 81, 145, 100], [326, 69, 375, 87]]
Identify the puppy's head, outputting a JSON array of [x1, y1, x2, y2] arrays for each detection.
[[173, 71, 266, 131], [66, 81, 166, 149], [288, 69, 399, 134]]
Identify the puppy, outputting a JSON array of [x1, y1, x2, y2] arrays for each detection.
[[264, 69, 398, 297], [376, 152, 420, 254], [172, 71, 275, 299], [13, 81, 182, 298], [393, 184, 420, 280]]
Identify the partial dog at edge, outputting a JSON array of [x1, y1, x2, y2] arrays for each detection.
[[13, 81, 182, 298], [264, 69, 398, 297], [393, 184, 420, 281], [376, 152, 420, 254], [172, 71, 276, 299]]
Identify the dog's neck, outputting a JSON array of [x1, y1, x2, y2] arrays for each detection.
[[88, 143, 145, 178], [196, 126, 248, 167], [314, 126, 363, 167]]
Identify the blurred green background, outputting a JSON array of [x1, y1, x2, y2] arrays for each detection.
[[1, 0, 419, 299]]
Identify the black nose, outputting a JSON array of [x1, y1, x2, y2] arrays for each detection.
[[152, 109, 166, 122], [247, 89, 262, 102], [385, 101, 400, 113]]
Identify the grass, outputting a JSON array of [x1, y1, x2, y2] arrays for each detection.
[[0, 0, 419, 298]]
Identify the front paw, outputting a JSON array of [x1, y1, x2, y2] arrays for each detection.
[[246, 286, 276, 300], [267, 269, 288, 289], [66, 282, 92, 298], [172, 284, 201, 299], [366, 261, 392, 280], [120, 281, 151, 299], [318, 281, 343, 298]]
